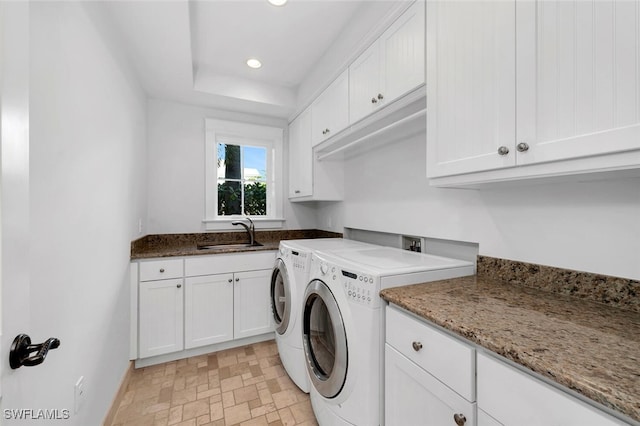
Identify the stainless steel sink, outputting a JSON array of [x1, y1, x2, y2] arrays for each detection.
[[197, 242, 263, 250]]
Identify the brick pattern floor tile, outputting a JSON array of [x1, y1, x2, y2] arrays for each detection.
[[111, 340, 317, 426]]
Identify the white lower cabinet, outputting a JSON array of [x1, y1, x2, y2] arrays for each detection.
[[233, 269, 274, 339], [385, 345, 476, 426], [135, 251, 276, 361], [385, 306, 476, 426], [184, 273, 234, 349], [139, 278, 184, 358], [477, 353, 627, 426]]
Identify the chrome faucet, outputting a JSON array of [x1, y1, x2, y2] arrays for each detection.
[[232, 217, 255, 246]]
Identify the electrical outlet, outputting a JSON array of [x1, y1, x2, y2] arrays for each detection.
[[74, 376, 85, 414]]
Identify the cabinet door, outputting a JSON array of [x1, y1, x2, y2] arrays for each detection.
[[311, 70, 349, 146], [139, 278, 184, 358], [381, 0, 425, 104], [426, 0, 516, 178], [517, 0, 640, 166], [385, 345, 476, 426], [184, 273, 234, 349], [288, 107, 313, 198], [234, 269, 274, 339], [349, 41, 382, 124], [477, 353, 625, 426]]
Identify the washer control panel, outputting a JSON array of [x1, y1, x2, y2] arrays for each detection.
[[290, 250, 309, 272], [326, 263, 379, 308]]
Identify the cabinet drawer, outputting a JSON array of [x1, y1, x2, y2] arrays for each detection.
[[477, 353, 626, 426], [185, 251, 276, 277], [139, 258, 184, 281], [386, 305, 475, 401]]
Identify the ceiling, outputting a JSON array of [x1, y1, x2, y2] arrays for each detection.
[[104, 0, 401, 119]]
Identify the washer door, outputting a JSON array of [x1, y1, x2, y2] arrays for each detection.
[[270, 259, 291, 335], [302, 279, 348, 399]]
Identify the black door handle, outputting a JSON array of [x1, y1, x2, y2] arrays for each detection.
[[10, 334, 60, 369]]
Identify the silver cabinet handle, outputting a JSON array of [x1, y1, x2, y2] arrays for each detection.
[[228, 278, 232, 283], [453, 413, 467, 426], [159, 268, 165, 273], [497, 146, 509, 156], [517, 142, 530, 152], [371, 97, 378, 104], [377, 93, 384, 100], [412, 341, 423, 351], [176, 284, 182, 288], [294, 190, 301, 194]]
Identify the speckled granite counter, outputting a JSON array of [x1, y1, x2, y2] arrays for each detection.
[[380, 256, 640, 423], [131, 229, 342, 259]]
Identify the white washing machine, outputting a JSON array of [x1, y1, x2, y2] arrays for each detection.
[[270, 238, 373, 393], [302, 246, 474, 425]]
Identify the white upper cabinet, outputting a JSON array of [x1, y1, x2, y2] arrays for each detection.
[[350, 0, 425, 124], [426, 0, 516, 177], [288, 107, 313, 198], [517, 0, 640, 165], [427, 0, 640, 184], [311, 69, 349, 146], [288, 106, 344, 202]]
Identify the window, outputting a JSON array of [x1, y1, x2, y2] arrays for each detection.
[[205, 119, 284, 229]]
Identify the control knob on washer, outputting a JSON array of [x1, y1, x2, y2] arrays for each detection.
[[320, 263, 329, 275]]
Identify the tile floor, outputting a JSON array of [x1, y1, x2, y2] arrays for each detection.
[[110, 340, 318, 426]]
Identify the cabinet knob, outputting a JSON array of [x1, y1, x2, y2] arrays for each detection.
[[294, 190, 301, 194], [412, 341, 423, 352], [377, 93, 384, 100], [228, 278, 233, 283], [516, 142, 530, 152], [325, 128, 330, 134], [176, 284, 182, 289], [159, 268, 165, 273], [371, 97, 378, 104], [497, 146, 510, 156], [235, 277, 240, 282], [453, 413, 467, 426], [322, 129, 326, 135]]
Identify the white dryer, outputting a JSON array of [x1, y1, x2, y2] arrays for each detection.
[[270, 238, 372, 393], [302, 247, 474, 425]]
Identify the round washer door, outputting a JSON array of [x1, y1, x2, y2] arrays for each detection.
[[302, 279, 348, 399], [270, 259, 291, 335]]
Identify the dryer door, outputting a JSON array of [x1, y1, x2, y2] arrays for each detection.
[[270, 259, 291, 335], [302, 279, 348, 399]]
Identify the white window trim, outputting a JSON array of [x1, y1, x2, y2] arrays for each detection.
[[204, 118, 284, 230]]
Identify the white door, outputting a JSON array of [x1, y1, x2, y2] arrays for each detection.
[[1, 0, 42, 412], [349, 41, 382, 124], [516, 0, 640, 166], [233, 269, 273, 339], [385, 345, 476, 426], [184, 273, 234, 349], [426, 0, 516, 177], [139, 279, 184, 358], [288, 107, 313, 198], [311, 70, 349, 146], [381, 0, 425, 104]]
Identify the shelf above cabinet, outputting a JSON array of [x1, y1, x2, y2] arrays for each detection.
[[315, 86, 425, 161]]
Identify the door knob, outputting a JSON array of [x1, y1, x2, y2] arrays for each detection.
[[453, 413, 467, 426], [10, 334, 60, 369], [497, 146, 509, 156], [516, 142, 530, 152]]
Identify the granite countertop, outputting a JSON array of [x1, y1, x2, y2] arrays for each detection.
[[130, 229, 342, 259], [380, 256, 640, 423]]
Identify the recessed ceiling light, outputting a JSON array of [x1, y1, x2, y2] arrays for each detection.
[[246, 58, 262, 69], [268, 0, 287, 6]]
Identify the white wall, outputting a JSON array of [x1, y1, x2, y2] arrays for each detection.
[[16, 3, 147, 424], [147, 98, 319, 234], [333, 132, 640, 280]]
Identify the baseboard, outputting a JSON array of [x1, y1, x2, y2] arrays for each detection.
[[102, 361, 134, 426]]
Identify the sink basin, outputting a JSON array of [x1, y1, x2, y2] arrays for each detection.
[[197, 242, 263, 250]]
